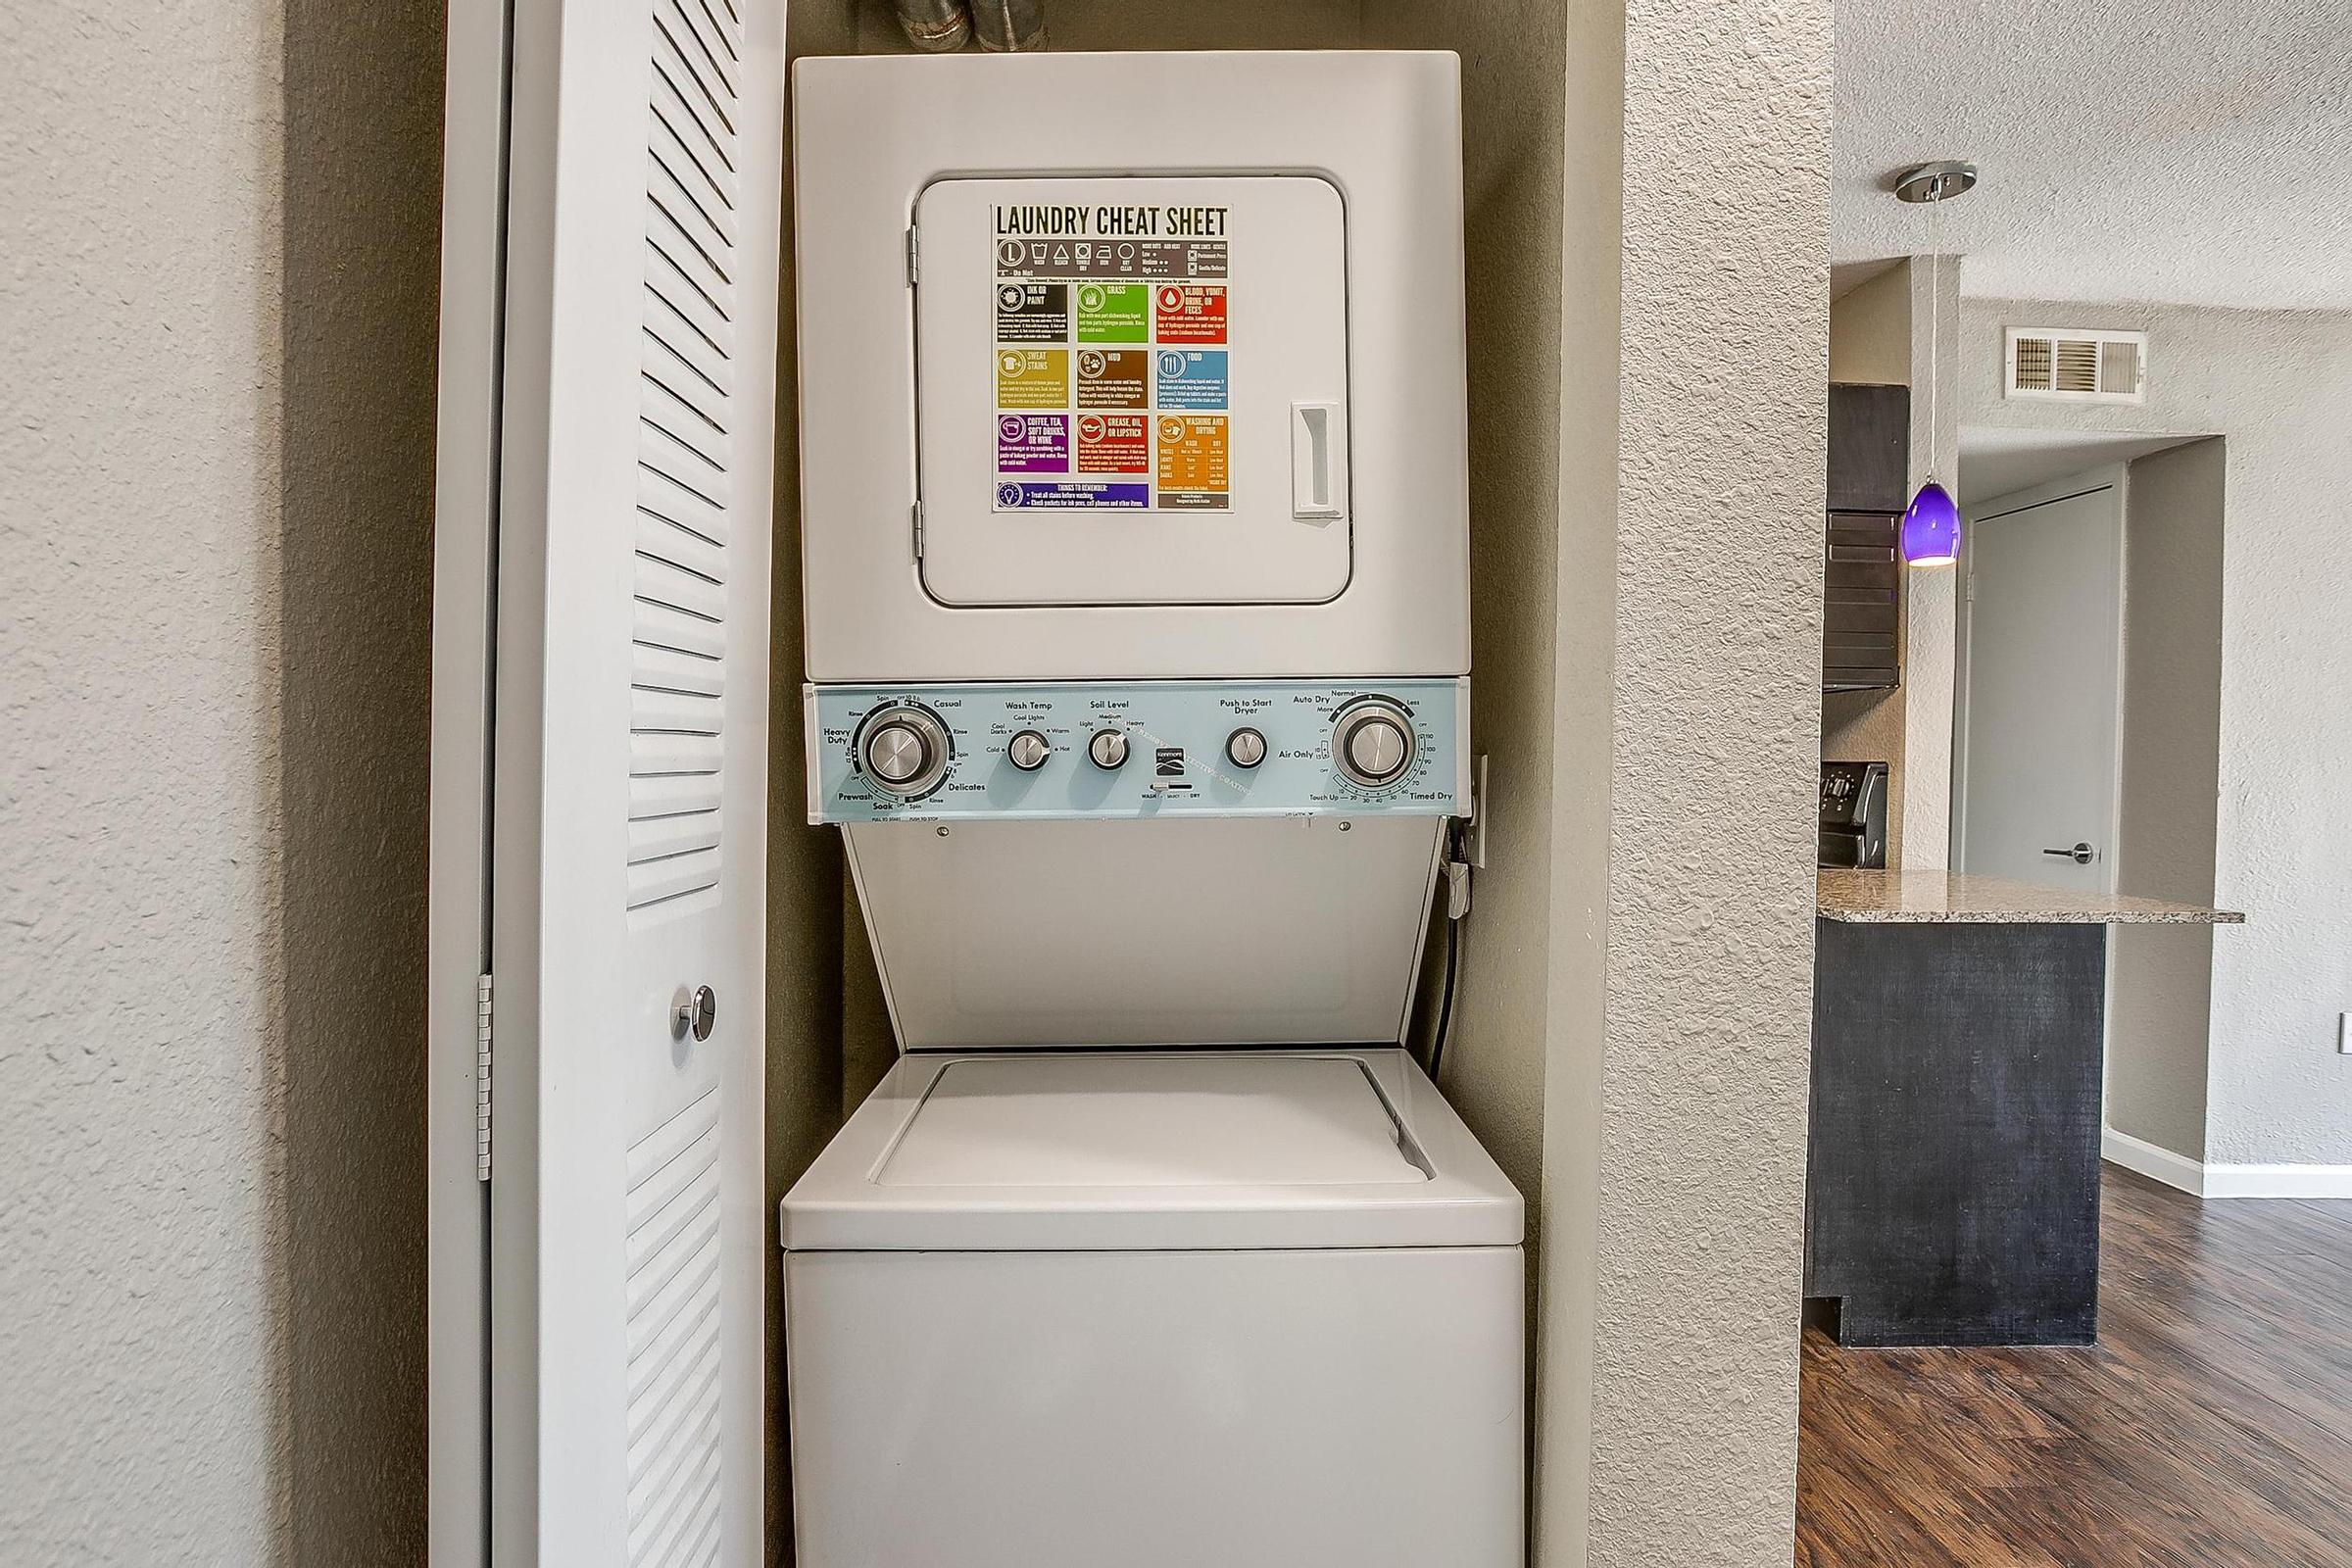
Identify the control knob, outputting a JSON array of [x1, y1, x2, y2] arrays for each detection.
[[1225, 727, 1267, 769], [1333, 699, 1416, 789], [857, 704, 951, 798], [1006, 730, 1051, 771], [1088, 729, 1130, 769]]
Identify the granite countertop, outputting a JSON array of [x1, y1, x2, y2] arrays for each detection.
[[1817, 868, 2245, 925]]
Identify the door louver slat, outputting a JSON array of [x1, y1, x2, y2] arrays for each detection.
[[623, 1088, 724, 1567], [633, 0, 737, 923]]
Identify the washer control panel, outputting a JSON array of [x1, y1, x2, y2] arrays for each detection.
[[807, 678, 1468, 823]]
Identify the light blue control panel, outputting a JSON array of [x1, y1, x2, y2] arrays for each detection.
[[806, 679, 1468, 823]]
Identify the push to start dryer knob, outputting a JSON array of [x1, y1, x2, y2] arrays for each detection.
[[1334, 700, 1416, 788], [857, 704, 951, 797], [1088, 729, 1130, 769], [1006, 730, 1051, 771], [1225, 727, 1267, 768]]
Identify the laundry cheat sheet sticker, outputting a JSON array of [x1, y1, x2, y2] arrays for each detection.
[[991, 203, 1230, 513]]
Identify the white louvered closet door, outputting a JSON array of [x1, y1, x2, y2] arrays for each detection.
[[489, 0, 777, 1563]]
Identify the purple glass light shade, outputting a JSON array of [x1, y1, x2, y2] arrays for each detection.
[[1901, 479, 1961, 565]]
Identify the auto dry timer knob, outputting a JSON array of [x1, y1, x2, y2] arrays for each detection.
[[1333, 699, 1416, 788]]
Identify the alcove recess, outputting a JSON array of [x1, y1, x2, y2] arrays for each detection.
[[769, 0, 1567, 1223]]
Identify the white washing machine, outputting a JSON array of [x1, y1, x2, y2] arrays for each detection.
[[784, 1051, 1520, 1567], [786, 51, 1522, 1568]]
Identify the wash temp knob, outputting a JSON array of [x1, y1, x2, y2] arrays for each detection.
[[1334, 700, 1416, 788], [857, 704, 951, 797], [1006, 730, 1051, 771]]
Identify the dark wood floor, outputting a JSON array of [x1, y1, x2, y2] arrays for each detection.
[[1797, 1164, 2352, 1567]]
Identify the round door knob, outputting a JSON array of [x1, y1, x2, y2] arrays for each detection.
[[1334, 700, 1416, 788], [1006, 730, 1051, 771], [1225, 727, 1267, 769], [857, 705, 951, 797], [673, 984, 716, 1043], [1088, 729, 1130, 769]]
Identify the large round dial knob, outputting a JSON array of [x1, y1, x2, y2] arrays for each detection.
[[1088, 729, 1130, 769], [1225, 727, 1267, 769], [1006, 730, 1051, 771], [1334, 700, 1416, 788], [857, 705, 951, 797]]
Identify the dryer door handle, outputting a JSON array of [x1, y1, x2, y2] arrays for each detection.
[[1291, 401, 1347, 520]]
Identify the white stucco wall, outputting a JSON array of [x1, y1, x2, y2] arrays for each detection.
[[2, 2, 289, 1560], [1540, 0, 1831, 1562], [2106, 439, 2226, 1161], [5, 0, 441, 1559], [1961, 300, 2352, 1167]]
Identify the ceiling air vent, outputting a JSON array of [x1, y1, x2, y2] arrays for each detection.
[[2005, 326, 2147, 404]]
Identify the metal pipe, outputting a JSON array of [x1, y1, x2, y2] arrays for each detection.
[[968, 0, 1046, 52], [890, 0, 971, 53]]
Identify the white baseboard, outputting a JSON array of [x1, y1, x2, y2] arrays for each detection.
[[2201, 1162, 2352, 1200], [2103, 1126, 2352, 1199], [2102, 1127, 2206, 1196]]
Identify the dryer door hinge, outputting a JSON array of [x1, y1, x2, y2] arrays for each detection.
[[474, 972, 494, 1182], [912, 501, 925, 560], [906, 225, 920, 285]]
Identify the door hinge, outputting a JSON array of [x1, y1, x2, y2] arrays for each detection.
[[906, 225, 919, 285], [474, 972, 494, 1182], [911, 500, 925, 560]]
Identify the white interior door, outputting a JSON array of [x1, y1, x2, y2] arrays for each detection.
[[479, 0, 779, 1562], [1954, 475, 2123, 891]]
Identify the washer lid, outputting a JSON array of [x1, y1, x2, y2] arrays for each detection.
[[878, 1054, 1425, 1188], [781, 1049, 1523, 1251]]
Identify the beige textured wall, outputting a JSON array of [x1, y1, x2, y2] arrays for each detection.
[[1534, 0, 1624, 1554], [1360, 0, 1568, 1250], [281, 0, 442, 1556], [1828, 264, 1909, 383], [1572, 0, 1830, 1561], [4, 0, 440, 1560], [2108, 438, 2226, 1159]]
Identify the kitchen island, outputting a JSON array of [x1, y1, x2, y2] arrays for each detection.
[[1806, 869, 2241, 1347]]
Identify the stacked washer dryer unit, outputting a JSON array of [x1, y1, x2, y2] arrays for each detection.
[[784, 50, 1523, 1568]]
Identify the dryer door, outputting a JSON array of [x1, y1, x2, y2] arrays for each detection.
[[913, 175, 1351, 607]]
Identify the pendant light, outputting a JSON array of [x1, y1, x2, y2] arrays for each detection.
[[1891, 161, 1976, 567]]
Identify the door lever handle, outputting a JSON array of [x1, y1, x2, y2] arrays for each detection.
[[2041, 842, 2096, 865]]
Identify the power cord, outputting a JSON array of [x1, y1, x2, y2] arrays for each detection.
[[1426, 818, 1470, 1085], [1426, 907, 1461, 1086]]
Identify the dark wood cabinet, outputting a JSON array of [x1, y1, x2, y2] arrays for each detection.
[[1828, 383, 1910, 512], [1824, 384, 1908, 692]]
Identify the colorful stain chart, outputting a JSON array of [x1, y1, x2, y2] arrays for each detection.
[[989, 204, 1231, 512]]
